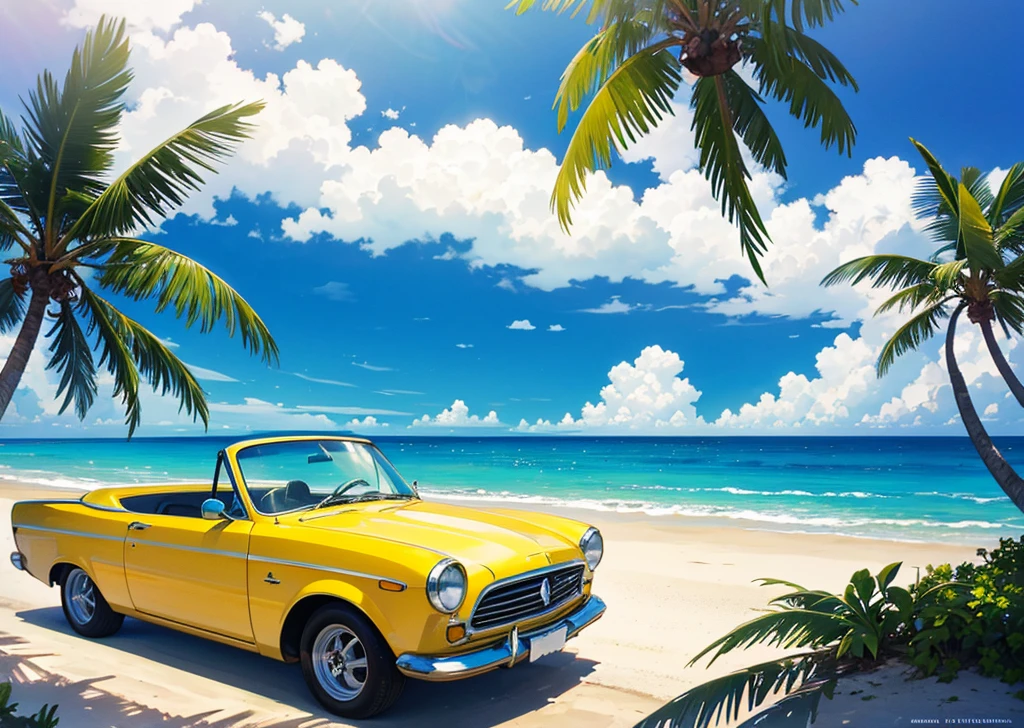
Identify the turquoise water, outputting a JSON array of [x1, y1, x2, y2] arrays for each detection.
[[2, 436, 1023, 545]]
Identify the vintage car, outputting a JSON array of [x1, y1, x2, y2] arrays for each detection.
[[8, 436, 606, 719]]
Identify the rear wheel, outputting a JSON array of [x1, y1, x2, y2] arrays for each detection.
[[60, 567, 124, 638], [299, 603, 404, 719]]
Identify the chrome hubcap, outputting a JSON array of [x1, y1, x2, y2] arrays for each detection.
[[66, 569, 96, 625], [312, 625, 367, 701]]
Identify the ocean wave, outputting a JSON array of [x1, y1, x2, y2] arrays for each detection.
[[624, 484, 890, 499], [418, 487, 1017, 532], [913, 491, 1005, 504]]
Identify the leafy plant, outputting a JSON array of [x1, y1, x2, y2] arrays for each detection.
[[635, 562, 959, 727], [509, 0, 859, 283], [910, 536, 1024, 685], [0, 16, 278, 435], [0, 682, 59, 728]]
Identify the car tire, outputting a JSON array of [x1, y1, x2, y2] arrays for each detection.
[[299, 603, 405, 719], [60, 567, 124, 638]]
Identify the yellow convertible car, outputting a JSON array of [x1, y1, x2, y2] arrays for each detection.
[[9, 436, 606, 719]]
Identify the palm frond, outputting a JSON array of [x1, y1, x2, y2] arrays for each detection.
[[991, 290, 1024, 337], [720, 69, 787, 177], [78, 287, 208, 438], [636, 653, 835, 728], [92, 238, 278, 365], [930, 259, 968, 289], [910, 140, 960, 248], [821, 255, 935, 290], [551, 38, 681, 231], [0, 278, 26, 333], [45, 300, 97, 419], [995, 205, 1024, 251], [750, 39, 855, 157], [770, 25, 858, 89], [959, 166, 994, 213], [507, 0, 604, 22], [989, 162, 1024, 227], [767, 0, 858, 32], [553, 18, 660, 133], [689, 609, 850, 667], [957, 182, 1003, 272], [20, 16, 130, 246], [995, 253, 1024, 290], [0, 110, 45, 236], [691, 75, 770, 283], [873, 282, 944, 316], [876, 302, 949, 376], [62, 101, 264, 246]]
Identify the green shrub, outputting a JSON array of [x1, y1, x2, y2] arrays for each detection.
[[910, 536, 1024, 685], [0, 682, 59, 728]]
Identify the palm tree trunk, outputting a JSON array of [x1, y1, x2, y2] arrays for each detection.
[[0, 282, 49, 421], [978, 318, 1024, 408], [947, 303, 1024, 513]]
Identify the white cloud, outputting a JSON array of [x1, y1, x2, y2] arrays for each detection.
[[346, 415, 389, 429], [292, 372, 356, 388], [985, 403, 999, 417], [381, 108, 400, 120], [293, 405, 411, 416], [257, 10, 305, 51], [183, 363, 239, 382], [548, 324, 565, 332], [519, 346, 703, 432], [313, 281, 354, 301], [715, 333, 875, 429], [578, 296, 638, 315], [507, 319, 536, 331], [455, 343, 474, 348], [352, 361, 394, 372], [413, 400, 502, 428], [63, 0, 200, 32]]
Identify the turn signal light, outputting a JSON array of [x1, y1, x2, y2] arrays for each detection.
[[446, 624, 466, 643], [378, 580, 405, 592]]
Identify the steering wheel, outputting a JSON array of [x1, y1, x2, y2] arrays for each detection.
[[330, 478, 373, 497]]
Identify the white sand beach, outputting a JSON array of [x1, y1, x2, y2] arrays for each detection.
[[1, 480, 1021, 727]]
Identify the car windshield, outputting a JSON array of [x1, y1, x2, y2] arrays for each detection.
[[235, 439, 417, 516]]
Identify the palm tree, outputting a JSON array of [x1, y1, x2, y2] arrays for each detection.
[[0, 17, 277, 436], [509, 0, 859, 283], [821, 140, 1024, 513]]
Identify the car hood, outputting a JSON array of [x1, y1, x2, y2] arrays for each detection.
[[293, 499, 581, 579]]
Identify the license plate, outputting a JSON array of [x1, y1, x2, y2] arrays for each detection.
[[528, 626, 567, 663]]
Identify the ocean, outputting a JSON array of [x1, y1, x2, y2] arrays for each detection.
[[2, 435, 1023, 545]]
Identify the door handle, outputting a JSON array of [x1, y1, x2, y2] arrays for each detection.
[[128, 521, 151, 531]]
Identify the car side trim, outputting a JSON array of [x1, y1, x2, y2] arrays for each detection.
[[129, 540, 247, 559], [249, 554, 408, 590], [11, 524, 123, 542]]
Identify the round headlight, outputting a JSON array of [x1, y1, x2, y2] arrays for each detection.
[[580, 527, 603, 571], [427, 559, 467, 613]]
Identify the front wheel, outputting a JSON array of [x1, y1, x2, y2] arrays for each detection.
[[299, 603, 405, 719], [60, 567, 124, 638]]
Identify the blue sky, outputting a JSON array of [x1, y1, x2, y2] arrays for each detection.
[[3, 0, 1024, 437]]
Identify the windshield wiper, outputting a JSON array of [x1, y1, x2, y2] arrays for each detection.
[[314, 492, 416, 510], [347, 493, 418, 504]]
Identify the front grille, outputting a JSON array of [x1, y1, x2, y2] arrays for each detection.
[[470, 563, 585, 631]]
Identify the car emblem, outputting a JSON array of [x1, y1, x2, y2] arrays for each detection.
[[539, 578, 551, 606]]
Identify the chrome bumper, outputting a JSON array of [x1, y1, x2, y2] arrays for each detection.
[[10, 552, 24, 571], [396, 594, 606, 682]]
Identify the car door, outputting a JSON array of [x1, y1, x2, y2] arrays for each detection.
[[123, 512, 255, 643]]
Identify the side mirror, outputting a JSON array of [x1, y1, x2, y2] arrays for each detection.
[[201, 498, 227, 521], [411, 480, 419, 496]]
